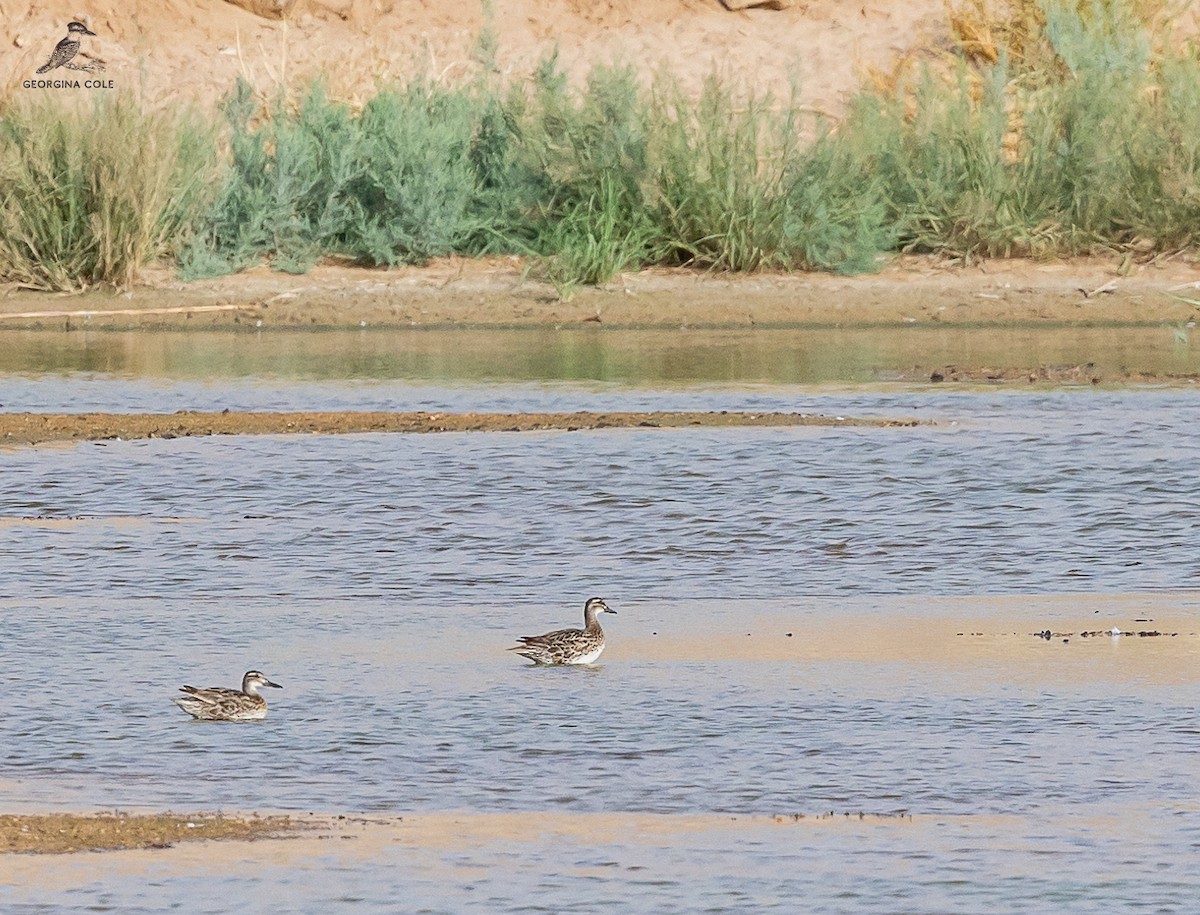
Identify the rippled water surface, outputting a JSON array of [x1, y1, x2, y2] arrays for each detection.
[[2, 328, 1199, 913]]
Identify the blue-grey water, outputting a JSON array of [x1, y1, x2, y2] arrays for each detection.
[[1, 327, 1198, 913]]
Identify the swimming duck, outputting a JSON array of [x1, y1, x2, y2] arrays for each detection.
[[510, 597, 617, 665], [173, 670, 282, 721]]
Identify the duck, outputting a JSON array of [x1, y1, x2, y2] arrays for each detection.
[[510, 596, 617, 665], [173, 670, 282, 721]]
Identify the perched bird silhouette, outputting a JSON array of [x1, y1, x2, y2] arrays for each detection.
[[36, 21, 96, 74]]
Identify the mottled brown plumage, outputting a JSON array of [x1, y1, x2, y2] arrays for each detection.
[[173, 670, 282, 721], [510, 597, 617, 665]]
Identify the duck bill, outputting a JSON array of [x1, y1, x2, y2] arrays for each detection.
[[265, 681, 283, 689]]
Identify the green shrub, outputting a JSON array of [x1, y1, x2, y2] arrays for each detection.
[[181, 79, 511, 278], [180, 81, 356, 277], [7, 0, 1200, 292], [348, 82, 484, 265]]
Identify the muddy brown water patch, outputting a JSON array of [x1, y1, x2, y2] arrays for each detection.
[[0, 812, 296, 854], [0, 409, 922, 445]]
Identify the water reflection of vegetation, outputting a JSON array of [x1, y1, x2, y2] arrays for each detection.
[[0, 326, 1195, 385]]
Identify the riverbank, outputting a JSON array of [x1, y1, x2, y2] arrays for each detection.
[[1, 255, 1198, 330]]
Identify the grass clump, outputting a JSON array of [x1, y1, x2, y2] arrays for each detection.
[[948, 0, 1187, 78], [652, 76, 803, 272], [651, 76, 893, 274], [840, 0, 1200, 260], [0, 93, 214, 290], [512, 61, 659, 297], [515, 62, 894, 295]]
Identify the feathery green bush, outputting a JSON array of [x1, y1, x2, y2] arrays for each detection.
[[0, 93, 213, 290], [5, 1, 1200, 293]]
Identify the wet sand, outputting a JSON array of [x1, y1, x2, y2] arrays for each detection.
[[613, 612, 1200, 688], [0, 409, 920, 446], [8, 806, 1187, 913], [0, 809, 946, 860], [0, 805, 1165, 868], [0, 812, 294, 854], [403, 598, 1199, 688]]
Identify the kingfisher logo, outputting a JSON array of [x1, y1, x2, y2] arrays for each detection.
[[37, 21, 101, 73], [23, 20, 113, 89]]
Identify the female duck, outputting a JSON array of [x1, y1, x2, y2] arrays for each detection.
[[510, 597, 617, 665], [173, 670, 282, 721]]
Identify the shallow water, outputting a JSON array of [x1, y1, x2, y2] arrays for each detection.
[[0, 324, 1197, 413], [2, 328, 1199, 912], [3, 394, 1200, 600]]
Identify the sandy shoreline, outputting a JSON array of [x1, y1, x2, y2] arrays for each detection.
[[0, 803, 1176, 860], [0, 409, 921, 446], [1, 256, 1198, 330], [0, 809, 965, 857]]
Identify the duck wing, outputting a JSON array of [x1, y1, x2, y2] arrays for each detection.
[[174, 687, 266, 720], [513, 626, 584, 648], [178, 685, 243, 703], [510, 625, 606, 664]]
